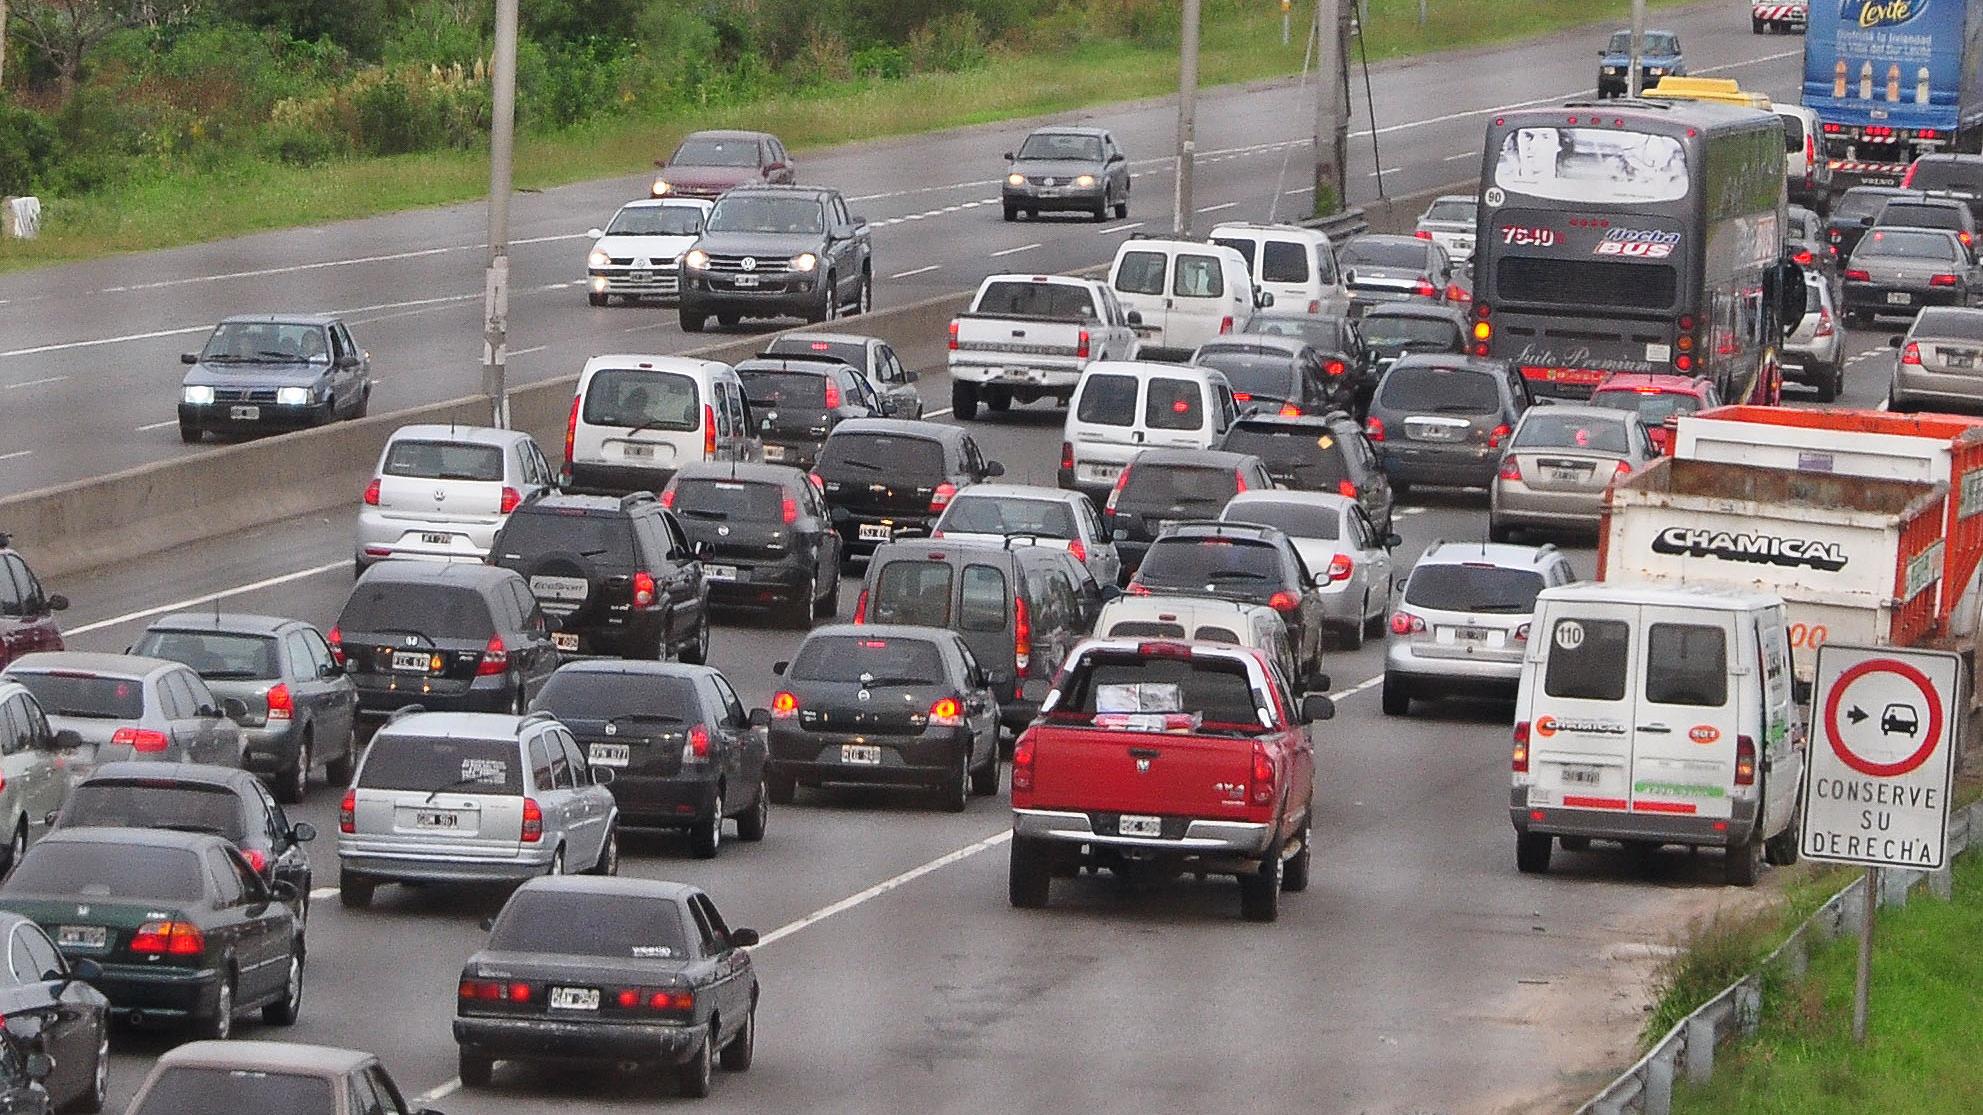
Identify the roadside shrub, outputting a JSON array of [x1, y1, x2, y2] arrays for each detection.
[[0, 104, 60, 195], [261, 120, 351, 167], [524, 36, 642, 129], [384, 0, 490, 69], [46, 152, 139, 197], [353, 73, 440, 155], [906, 11, 992, 74], [850, 45, 909, 80]]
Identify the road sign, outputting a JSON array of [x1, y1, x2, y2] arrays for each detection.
[[1801, 643, 1962, 870]]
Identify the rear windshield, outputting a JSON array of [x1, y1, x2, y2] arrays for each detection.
[[4, 842, 204, 902], [974, 280, 1099, 320], [1114, 250, 1168, 295], [868, 561, 953, 626], [1877, 203, 1964, 230], [338, 583, 495, 640], [1339, 240, 1429, 270], [1144, 378, 1204, 430], [791, 635, 947, 684], [532, 671, 698, 721], [1404, 564, 1546, 613], [130, 630, 280, 681], [735, 368, 826, 409], [495, 510, 637, 567], [938, 494, 1077, 539], [1776, 113, 1805, 150], [582, 368, 701, 431], [7, 671, 145, 719], [1646, 623, 1727, 707], [359, 736, 522, 794], [1425, 199, 1475, 223], [491, 891, 691, 959], [1589, 387, 1705, 424], [1513, 412, 1630, 453], [1209, 237, 1256, 268], [129, 1069, 334, 1115], [765, 337, 866, 370], [1221, 424, 1351, 477], [1075, 373, 1140, 426], [60, 782, 246, 842], [1222, 500, 1340, 540], [383, 440, 504, 483], [670, 479, 785, 521], [1053, 652, 1267, 730], [607, 204, 704, 236], [1544, 617, 1630, 701], [1908, 159, 1983, 192], [1835, 189, 1907, 220], [1360, 315, 1461, 350], [816, 433, 945, 477], [1193, 351, 1299, 400], [1379, 366, 1501, 413], [1915, 309, 1983, 341], [1857, 229, 1959, 260], [672, 135, 759, 166], [1121, 464, 1238, 508], [1136, 537, 1284, 590], [1172, 255, 1225, 299], [1244, 315, 1344, 350]]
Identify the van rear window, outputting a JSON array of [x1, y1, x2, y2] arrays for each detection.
[[958, 565, 1008, 633], [1076, 374, 1140, 426], [1379, 367, 1501, 414], [1542, 618, 1629, 702], [1645, 624, 1727, 707], [583, 369, 700, 431], [1261, 240, 1310, 283], [870, 560, 954, 626], [1144, 379, 1204, 430]]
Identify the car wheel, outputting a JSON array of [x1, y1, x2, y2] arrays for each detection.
[[1281, 815, 1312, 893], [951, 381, 980, 421], [1488, 522, 1516, 544], [1364, 607, 1386, 639], [199, 971, 236, 1041], [1342, 601, 1366, 650], [736, 777, 769, 842], [678, 1024, 716, 1097], [1752, 17, 1763, 32], [1008, 836, 1052, 908], [76, 1026, 108, 1113], [1516, 831, 1552, 874], [338, 872, 374, 909], [767, 767, 797, 805], [819, 274, 840, 323], [680, 309, 707, 333], [353, 384, 370, 419], [325, 730, 356, 787], [711, 310, 739, 329], [814, 567, 840, 618], [458, 1048, 495, 1089], [970, 748, 1000, 796], [588, 291, 608, 307], [0, 820, 25, 876], [1765, 809, 1801, 867], [1002, 204, 1018, 222], [547, 846, 566, 876], [1238, 843, 1283, 922], [985, 387, 1012, 414], [1725, 826, 1765, 886], [262, 951, 303, 1025], [938, 749, 970, 813], [1813, 363, 1839, 402], [682, 620, 711, 665], [1114, 197, 1129, 220], [1093, 197, 1109, 222], [178, 422, 202, 445], [591, 827, 620, 875], [278, 733, 311, 805], [720, 1003, 756, 1071], [690, 790, 724, 858], [1380, 673, 1410, 717], [789, 574, 818, 629]]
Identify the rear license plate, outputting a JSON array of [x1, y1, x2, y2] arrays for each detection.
[[1453, 627, 1490, 643], [858, 523, 892, 542], [1561, 765, 1603, 787], [1083, 463, 1120, 481], [1947, 352, 1976, 369], [413, 810, 464, 829], [1888, 292, 1913, 305], [841, 744, 882, 765], [762, 444, 786, 462], [705, 564, 739, 581], [57, 926, 106, 949], [589, 743, 630, 767], [550, 986, 600, 1011], [733, 275, 759, 288], [391, 650, 433, 672], [1118, 814, 1163, 837], [622, 443, 655, 459], [230, 405, 260, 421], [420, 532, 452, 546], [553, 632, 579, 652], [1550, 467, 1584, 482]]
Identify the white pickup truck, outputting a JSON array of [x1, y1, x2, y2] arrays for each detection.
[[947, 274, 1140, 420]]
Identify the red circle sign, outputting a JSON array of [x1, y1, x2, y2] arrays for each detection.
[[1823, 658, 1943, 778]]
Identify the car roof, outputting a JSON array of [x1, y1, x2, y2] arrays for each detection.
[[374, 711, 534, 739], [617, 197, 713, 210], [215, 313, 340, 327], [358, 561, 518, 587], [1082, 359, 1229, 379], [581, 354, 732, 376], [830, 418, 958, 441], [1197, 334, 1307, 356], [1879, 195, 1969, 211], [513, 875, 700, 901], [1344, 233, 1434, 248], [1431, 194, 1475, 204], [734, 356, 838, 376], [1229, 412, 1354, 431], [153, 1040, 374, 1075], [388, 424, 524, 447], [671, 461, 809, 486], [1132, 447, 1260, 470], [1162, 520, 1290, 544], [145, 612, 300, 636], [1592, 372, 1711, 394], [1226, 489, 1356, 514], [4, 651, 174, 679], [1359, 302, 1467, 323], [40, 825, 228, 852], [772, 331, 874, 347], [548, 659, 715, 681], [1540, 581, 1779, 610], [84, 761, 257, 790], [1418, 540, 1561, 567], [805, 622, 956, 644], [1209, 222, 1331, 238], [1519, 403, 1628, 423], [681, 129, 774, 142], [722, 183, 837, 200], [1027, 125, 1108, 137], [1387, 354, 1508, 375], [1102, 594, 1276, 619], [946, 484, 1083, 504]]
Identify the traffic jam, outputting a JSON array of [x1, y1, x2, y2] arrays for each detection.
[[2, 3, 1983, 1113]]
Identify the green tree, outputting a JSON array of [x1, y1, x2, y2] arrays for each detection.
[[224, 0, 389, 59]]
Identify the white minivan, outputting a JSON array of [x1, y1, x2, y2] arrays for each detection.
[[1057, 361, 1238, 501], [1107, 237, 1263, 361], [563, 355, 757, 495], [1510, 582, 1806, 886], [1209, 223, 1350, 317]]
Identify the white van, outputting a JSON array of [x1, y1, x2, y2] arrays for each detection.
[[1511, 582, 1806, 886], [563, 355, 757, 494], [1773, 104, 1831, 210], [1209, 223, 1350, 317], [1095, 595, 1299, 684], [1107, 237, 1263, 361], [1057, 360, 1239, 500]]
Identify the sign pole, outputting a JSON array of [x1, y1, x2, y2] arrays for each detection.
[[1852, 866, 1877, 1043]]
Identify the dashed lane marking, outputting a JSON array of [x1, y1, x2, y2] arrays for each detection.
[[4, 376, 67, 390], [134, 419, 178, 432], [991, 242, 1043, 258], [0, 451, 30, 463], [66, 560, 350, 635], [890, 265, 942, 280]]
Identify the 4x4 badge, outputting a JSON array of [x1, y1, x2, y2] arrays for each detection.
[[604, 722, 617, 736]]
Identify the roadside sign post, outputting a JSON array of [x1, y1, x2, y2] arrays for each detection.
[[1801, 643, 1963, 1044]]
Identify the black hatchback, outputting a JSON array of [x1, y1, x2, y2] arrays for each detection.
[[1191, 335, 1343, 415], [1219, 412, 1394, 534], [1104, 448, 1276, 573], [1365, 354, 1531, 495], [663, 462, 843, 626], [733, 355, 881, 470], [332, 562, 560, 720], [1241, 312, 1371, 406], [812, 419, 1003, 556], [1356, 302, 1470, 389]]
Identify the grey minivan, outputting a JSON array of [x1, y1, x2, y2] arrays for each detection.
[[1, 652, 245, 772], [1367, 354, 1531, 494]]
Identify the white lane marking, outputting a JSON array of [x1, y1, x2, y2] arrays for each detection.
[[0, 324, 211, 359], [1444, 152, 1476, 162], [510, 345, 549, 357], [95, 246, 460, 294], [415, 1079, 463, 1105], [4, 376, 67, 390], [1196, 202, 1239, 214], [309, 887, 338, 901], [756, 828, 1015, 949], [991, 242, 1042, 258], [135, 419, 178, 432], [1329, 675, 1384, 700], [1101, 221, 1146, 235], [1394, 506, 1427, 517], [890, 265, 942, 280], [0, 451, 30, 463], [66, 560, 349, 636], [924, 407, 953, 418]]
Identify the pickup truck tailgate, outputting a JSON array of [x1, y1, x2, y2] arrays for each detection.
[[1027, 725, 1254, 818]]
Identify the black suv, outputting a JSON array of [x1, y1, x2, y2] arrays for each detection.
[[678, 184, 873, 331], [1356, 302, 1469, 391], [489, 493, 712, 664], [1103, 448, 1275, 573], [1127, 521, 1330, 688], [1906, 153, 1983, 222], [0, 533, 66, 673], [762, 332, 925, 419], [1365, 355, 1531, 496], [813, 419, 1003, 556], [663, 461, 843, 626], [1828, 187, 1919, 260], [332, 562, 560, 719], [1191, 335, 1343, 416], [733, 355, 882, 470], [1219, 412, 1394, 534]]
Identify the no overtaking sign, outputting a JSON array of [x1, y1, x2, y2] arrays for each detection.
[[1800, 644, 1962, 870]]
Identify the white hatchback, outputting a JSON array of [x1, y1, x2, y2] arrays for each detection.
[[355, 424, 557, 571], [585, 198, 713, 305]]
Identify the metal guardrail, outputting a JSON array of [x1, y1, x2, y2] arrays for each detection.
[[1575, 800, 1983, 1115], [1299, 207, 1369, 241]]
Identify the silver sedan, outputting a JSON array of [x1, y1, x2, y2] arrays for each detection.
[[1219, 490, 1397, 649], [1489, 406, 1659, 541]]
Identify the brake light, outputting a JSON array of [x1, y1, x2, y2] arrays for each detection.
[[112, 727, 169, 753], [1278, 403, 1302, 417], [1514, 622, 1531, 642], [824, 379, 842, 409], [1307, 299, 1321, 314], [659, 486, 675, 508], [1488, 423, 1512, 449], [1250, 743, 1276, 806], [685, 724, 711, 761], [500, 486, 521, 514], [929, 482, 957, 513], [630, 571, 657, 609], [1791, 249, 1814, 266], [1014, 596, 1032, 677], [1266, 591, 1299, 615], [928, 697, 964, 727], [1929, 273, 1960, 287], [1902, 342, 1922, 365], [339, 789, 355, 833], [1233, 468, 1250, 494], [1814, 309, 1835, 339], [1060, 441, 1074, 473], [130, 921, 205, 957], [265, 683, 294, 722], [1734, 735, 1757, 787], [1512, 722, 1530, 773], [782, 495, 798, 524], [771, 691, 799, 719], [1389, 612, 1425, 635], [1961, 232, 1974, 248], [1498, 457, 1522, 481], [1324, 359, 1346, 379], [1076, 329, 1091, 359], [947, 320, 960, 351], [1105, 465, 1132, 514], [1446, 283, 1470, 303], [564, 395, 580, 467], [363, 478, 381, 506], [1326, 553, 1353, 582], [1067, 540, 1087, 564], [1844, 268, 1871, 282], [1337, 479, 1359, 499], [1364, 416, 1385, 442], [1413, 280, 1437, 298], [477, 634, 509, 676], [521, 798, 543, 842], [703, 405, 716, 457], [806, 470, 824, 490], [460, 980, 533, 1003], [1613, 460, 1632, 482], [1414, 229, 1432, 239], [1011, 733, 1036, 793], [852, 589, 868, 623], [241, 848, 268, 874], [1219, 316, 1234, 334]]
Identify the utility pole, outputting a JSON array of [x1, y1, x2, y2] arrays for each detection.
[[1628, 0, 1646, 98], [1312, 0, 1349, 215], [1, 0, 11, 96], [482, 0, 520, 429], [1172, 0, 1201, 237]]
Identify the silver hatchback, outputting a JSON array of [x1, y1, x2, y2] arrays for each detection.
[[1219, 490, 1396, 648], [354, 425, 558, 571], [1382, 541, 1578, 715], [1489, 405, 1657, 541], [1888, 307, 1983, 412]]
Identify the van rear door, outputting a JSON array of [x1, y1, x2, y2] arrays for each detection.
[[1624, 606, 1740, 821], [1529, 604, 1640, 812]]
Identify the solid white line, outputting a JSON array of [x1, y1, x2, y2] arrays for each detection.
[[924, 407, 953, 418], [415, 1079, 463, 1105], [95, 246, 462, 294], [309, 886, 338, 901], [1101, 221, 1146, 235], [991, 242, 1042, 258], [0, 451, 29, 463], [890, 265, 942, 280], [755, 829, 1015, 949], [1329, 675, 1385, 700], [510, 345, 549, 357], [0, 324, 212, 359], [4, 376, 66, 390], [1196, 202, 1239, 214], [134, 419, 178, 432], [66, 560, 350, 635]]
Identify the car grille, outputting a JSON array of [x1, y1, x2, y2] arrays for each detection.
[[703, 253, 793, 275], [1026, 176, 1080, 187], [213, 387, 279, 403], [603, 268, 680, 295]]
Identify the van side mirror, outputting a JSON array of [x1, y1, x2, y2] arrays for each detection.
[[587, 227, 604, 238], [1384, 533, 1402, 549], [1342, 269, 1357, 285], [772, 661, 788, 676], [220, 697, 250, 722], [1793, 677, 1813, 704], [1002, 151, 1014, 161], [1255, 291, 1275, 309], [60, 957, 102, 986], [1126, 310, 1143, 325], [1300, 694, 1336, 723], [984, 461, 1005, 478], [1889, 335, 1904, 349], [749, 708, 772, 729], [180, 353, 199, 365]]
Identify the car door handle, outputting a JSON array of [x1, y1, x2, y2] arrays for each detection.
[[1128, 747, 1160, 760], [1637, 725, 1671, 734]]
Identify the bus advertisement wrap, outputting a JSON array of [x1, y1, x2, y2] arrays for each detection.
[[1802, 0, 1980, 134]]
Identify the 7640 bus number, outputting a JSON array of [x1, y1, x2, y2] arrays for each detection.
[[1499, 226, 1558, 247]]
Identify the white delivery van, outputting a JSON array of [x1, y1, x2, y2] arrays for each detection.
[[564, 355, 757, 494], [1094, 594, 1300, 686], [1511, 582, 1806, 886], [1209, 222, 1350, 317], [1057, 360, 1239, 500], [1107, 237, 1263, 360]]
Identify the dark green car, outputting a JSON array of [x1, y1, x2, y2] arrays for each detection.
[[0, 828, 304, 1039]]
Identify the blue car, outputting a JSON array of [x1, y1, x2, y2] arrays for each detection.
[[1597, 29, 1685, 98], [177, 313, 373, 444]]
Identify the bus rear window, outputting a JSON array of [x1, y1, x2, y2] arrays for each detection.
[[1494, 127, 1688, 205], [1495, 257, 1677, 311]]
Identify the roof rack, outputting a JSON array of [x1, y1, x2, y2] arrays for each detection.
[[620, 492, 659, 510]]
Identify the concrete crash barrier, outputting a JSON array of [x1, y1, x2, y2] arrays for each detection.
[[2, 197, 42, 240]]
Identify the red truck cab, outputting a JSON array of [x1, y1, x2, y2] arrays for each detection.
[[1008, 638, 1331, 922], [1587, 373, 1721, 455]]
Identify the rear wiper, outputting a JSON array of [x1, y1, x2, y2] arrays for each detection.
[[1433, 404, 1484, 414], [426, 775, 500, 803], [1472, 602, 1534, 613], [837, 458, 885, 471], [1207, 569, 1272, 580], [678, 508, 726, 520], [852, 676, 931, 688], [200, 670, 260, 680], [52, 709, 106, 719]]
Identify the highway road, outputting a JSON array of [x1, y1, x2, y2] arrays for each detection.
[[0, 0, 1806, 496]]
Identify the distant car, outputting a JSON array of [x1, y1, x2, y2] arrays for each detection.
[[1191, 334, 1343, 415], [1208, 222, 1352, 317], [455, 878, 760, 1096], [1587, 372, 1722, 452], [0, 910, 107, 1114], [732, 354, 882, 470], [761, 332, 924, 419], [1241, 311, 1372, 399], [678, 185, 872, 331], [651, 129, 794, 200], [1382, 540, 1577, 715], [1889, 307, 1983, 413], [662, 462, 843, 624], [131, 613, 358, 803], [1093, 595, 1298, 684], [124, 1041, 441, 1115], [1220, 490, 1396, 649], [1489, 405, 1659, 541], [813, 419, 1003, 555], [1751, 1, 1807, 34], [1775, 104, 1829, 207], [1356, 302, 1470, 401], [0, 681, 66, 876], [585, 198, 713, 306], [1, 651, 246, 771], [332, 562, 561, 720], [931, 483, 1122, 588], [1104, 448, 1277, 573], [1220, 411, 1393, 532], [1129, 520, 1331, 688], [178, 314, 372, 444], [1413, 195, 1479, 263], [1827, 186, 1921, 259], [1339, 235, 1458, 317], [1596, 29, 1685, 98], [1782, 269, 1845, 402], [1364, 354, 1530, 494], [1903, 152, 1983, 223], [0, 535, 65, 673], [354, 424, 557, 571], [1873, 195, 1979, 262], [1002, 125, 1130, 222], [1843, 228, 1983, 326]]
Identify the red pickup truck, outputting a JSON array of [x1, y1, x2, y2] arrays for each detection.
[[1008, 638, 1331, 922]]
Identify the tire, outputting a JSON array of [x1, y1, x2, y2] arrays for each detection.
[[951, 381, 980, 421], [1093, 199, 1109, 222], [179, 422, 202, 445], [1765, 810, 1801, 867], [590, 827, 621, 875], [985, 387, 1012, 414], [1341, 604, 1366, 651], [1516, 831, 1553, 874], [720, 1003, 756, 1071], [1281, 817, 1312, 893], [680, 309, 707, 333], [0, 821, 25, 877], [325, 733, 355, 788], [970, 748, 1000, 796], [736, 777, 769, 842], [339, 872, 374, 909], [277, 732, 311, 805], [1380, 673, 1411, 717], [1753, 18, 1764, 32], [1488, 522, 1516, 544], [1003, 204, 1018, 222], [353, 385, 370, 419], [262, 951, 303, 1025], [1008, 836, 1052, 908], [938, 749, 970, 813], [690, 790, 724, 858], [1558, 835, 1592, 852], [198, 972, 235, 1041], [1364, 607, 1386, 639], [1238, 843, 1283, 922], [1114, 198, 1129, 220], [716, 311, 741, 329], [767, 768, 797, 805], [74, 1027, 108, 1113], [1725, 827, 1765, 886], [681, 620, 710, 666], [588, 291, 609, 307], [458, 1048, 494, 1089], [1812, 363, 1839, 402], [813, 274, 838, 324], [678, 1025, 715, 1098], [814, 568, 840, 618], [788, 574, 818, 629]]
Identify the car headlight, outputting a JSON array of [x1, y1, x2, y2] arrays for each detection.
[[791, 252, 818, 273], [588, 248, 610, 269], [1075, 174, 1096, 188], [651, 178, 671, 196], [182, 385, 214, 405], [1007, 173, 1025, 187], [684, 249, 710, 270], [276, 387, 313, 406]]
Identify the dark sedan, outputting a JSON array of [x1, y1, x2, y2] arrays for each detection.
[[1827, 186, 1920, 260], [733, 356, 880, 470], [762, 332, 924, 419], [1843, 228, 1983, 326], [178, 315, 372, 444], [1241, 311, 1371, 402], [663, 462, 843, 623], [1002, 125, 1130, 222], [651, 129, 794, 200], [1339, 235, 1457, 318], [455, 877, 760, 1097], [813, 419, 1003, 556], [0, 829, 302, 1039], [0, 912, 107, 1114], [1192, 334, 1344, 415], [1357, 302, 1470, 385]]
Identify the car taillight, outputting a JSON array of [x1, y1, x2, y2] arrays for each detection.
[[1266, 591, 1299, 615], [929, 482, 957, 513], [1250, 743, 1276, 806], [782, 495, 798, 524], [632, 571, 657, 608], [823, 379, 842, 409], [703, 405, 717, 458], [1498, 457, 1522, 481], [1446, 283, 1470, 303], [1844, 268, 1871, 281], [659, 486, 676, 508], [1734, 735, 1757, 787], [1337, 479, 1358, 500], [771, 691, 799, 719], [1364, 416, 1385, 442], [477, 634, 509, 676], [1613, 460, 1632, 482], [1278, 403, 1302, 417], [1413, 279, 1437, 298], [241, 848, 268, 874], [1326, 553, 1353, 582], [1067, 540, 1087, 564], [1325, 359, 1346, 378], [1929, 273, 1960, 287], [363, 478, 381, 506], [1014, 595, 1032, 677], [1307, 299, 1321, 314], [1488, 423, 1512, 449], [326, 626, 344, 666], [1814, 309, 1835, 338], [947, 320, 960, 351], [112, 727, 169, 753], [460, 979, 533, 1003], [265, 683, 293, 722], [852, 589, 868, 623], [521, 797, 543, 842], [500, 486, 521, 514], [564, 395, 580, 467], [1413, 229, 1432, 239], [1011, 732, 1036, 793], [684, 724, 711, 762], [1805, 134, 1816, 165], [1902, 342, 1922, 365], [1219, 315, 1234, 334], [339, 789, 355, 833], [1791, 249, 1814, 266], [1389, 612, 1425, 635], [1105, 466, 1131, 514], [928, 697, 964, 727], [1512, 722, 1530, 773], [130, 921, 204, 957], [1076, 329, 1091, 359], [1060, 441, 1074, 473], [1233, 468, 1250, 494]]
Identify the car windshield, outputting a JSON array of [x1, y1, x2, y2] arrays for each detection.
[[358, 736, 522, 794], [491, 890, 692, 958], [937, 494, 1077, 539], [670, 136, 760, 167], [1136, 537, 1285, 591], [791, 635, 947, 684], [1606, 31, 1675, 53], [1379, 366, 1501, 413], [59, 782, 246, 842], [582, 369, 701, 431], [1018, 133, 1103, 161], [1425, 199, 1475, 223], [1121, 464, 1239, 509], [705, 195, 823, 235], [130, 630, 281, 681], [1405, 563, 1547, 613], [736, 368, 827, 409], [973, 280, 1099, 320], [1835, 190, 1907, 221], [495, 511, 636, 568], [129, 1069, 335, 1115], [1244, 316, 1345, 349], [1220, 423, 1353, 478], [1857, 229, 1959, 260], [816, 433, 945, 478], [382, 440, 505, 483], [4, 842, 204, 902], [1907, 160, 1983, 193], [337, 583, 495, 641], [7, 671, 144, 719], [1222, 500, 1340, 540], [1192, 351, 1300, 400], [1339, 240, 1430, 270], [533, 671, 698, 721], [1877, 204, 1964, 231], [198, 321, 329, 364], [669, 478, 786, 521], [1914, 309, 1983, 341], [1361, 316, 1461, 350], [766, 337, 866, 370], [1589, 387, 1705, 424], [607, 205, 704, 236], [1514, 412, 1630, 453], [1052, 652, 1268, 730]]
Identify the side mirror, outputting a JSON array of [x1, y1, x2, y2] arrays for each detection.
[[1384, 533, 1402, 549], [46, 594, 67, 612], [65, 958, 102, 984], [479, 915, 497, 932], [1126, 310, 1143, 326], [337, 354, 361, 369], [985, 461, 1005, 478], [1312, 571, 1332, 588], [1256, 291, 1275, 309], [220, 697, 250, 721], [729, 928, 760, 948], [180, 353, 199, 365], [692, 540, 712, 558], [592, 766, 616, 785], [905, 369, 921, 383], [1300, 693, 1336, 723], [587, 227, 604, 238], [43, 810, 57, 828], [1793, 677, 1814, 704], [1859, 215, 1875, 227], [772, 660, 789, 676], [748, 707, 772, 729], [1002, 151, 1014, 161], [291, 821, 318, 843], [319, 661, 344, 679], [23, 1054, 51, 1083], [1342, 269, 1357, 285], [50, 729, 81, 750], [830, 223, 855, 240], [1101, 583, 1124, 601], [1889, 335, 1905, 349]]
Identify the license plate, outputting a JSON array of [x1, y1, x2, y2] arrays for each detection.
[[550, 986, 600, 1011], [706, 564, 739, 581], [230, 405, 260, 420], [762, 444, 786, 461], [57, 926, 106, 949], [1156, 519, 1179, 535], [420, 532, 452, 546], [629, 271, 651, 282], [414, 810, 464, 829], [841, 744, 882, 765], [1888, 292, 1913, 305], [1119, 814, 1163, 837], [553, 632, 579, 652], [1947, 352, 1976, 369], [733, 275, 759, 288], [858, 523, 892, 542], [1453, 627, 1490, 643], [1456, 239, 1474, 251], [622, 442, 655, 459], [391, 650, 433, 672], [589, 743, 630, 767], [1550, 467, 1584, 482], [1561, 765, 1603, 787], [1083, 463, 1120, 481]]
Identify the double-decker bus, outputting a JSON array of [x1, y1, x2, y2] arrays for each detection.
[[1469, 98, 1794, 403]]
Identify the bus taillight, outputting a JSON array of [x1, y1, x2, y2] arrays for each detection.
[[1675, 353, 1693, 372]]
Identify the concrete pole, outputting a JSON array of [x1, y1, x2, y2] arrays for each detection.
[[1628, 0, 1646, 98], [1852, 866, 1877, 1043], [482, 0, 520, 428], [1172, 0, 1201, 237], [1313, 0, 1349, 215]]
